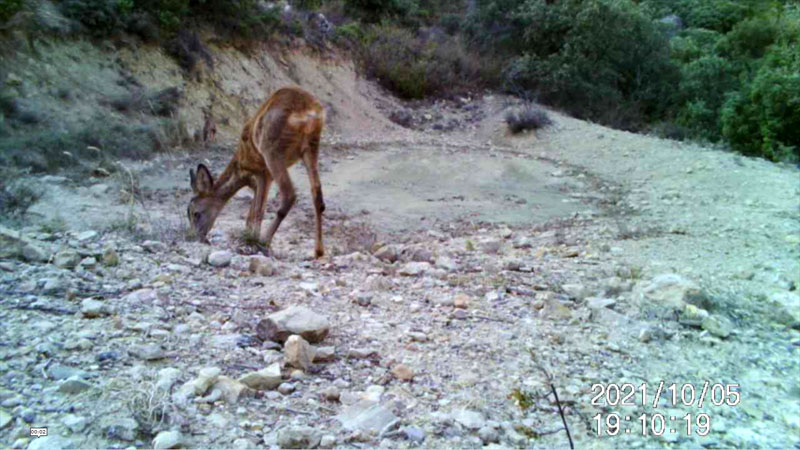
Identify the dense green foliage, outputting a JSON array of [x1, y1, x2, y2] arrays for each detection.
[[0, 0, 23, 22], [663, 0, 799, 160], [357, 24, 498, 98], [497, 0, 678, 129], [58, 0, 284, 40], [458, 0, 798, 160]]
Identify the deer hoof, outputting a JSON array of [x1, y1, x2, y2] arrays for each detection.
[[256, 243, 271, 257]]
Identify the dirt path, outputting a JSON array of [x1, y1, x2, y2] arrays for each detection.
[[2, 94, 799, 450]]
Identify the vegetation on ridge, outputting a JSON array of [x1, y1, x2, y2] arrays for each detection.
[[0, 0, 797, 165]]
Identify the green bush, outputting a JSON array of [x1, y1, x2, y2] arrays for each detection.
[[669, 28, 723, 63], [344, 0, 420, 23], [335, 21, 365, 42], [60, 0, 130, 38], [0, 0, 23, 22], [191, 0, 281, 38], [359, 24, 496, 99], [678, 0, 751, 33], [721, 42, 800, 161], [0, 172, 41, 218], [439, 13, 460, 34], [717, 15, 780, 60], [463, 0, 528, 51], [0, 112, 187, 173], [501, 0, 678, 130], [674, 55, 737, 140], [505, 104, 552, 134]]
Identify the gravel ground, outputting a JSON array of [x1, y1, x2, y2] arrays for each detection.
[[1, 95, 798, 450]]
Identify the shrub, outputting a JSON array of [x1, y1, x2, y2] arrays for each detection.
[[677, 0, 751, 33], [439, 13, 460, 34], [125, 11, 161, 41], [344, 0, 420, 23], [165, 29, 213, 73], [501, 0, 679, 130], [192, 0, 283, 39], [0, 0, 23, 22], [296, 0, 323, 9], [134, 0, 188, 31], [0, 113, 185, 173], [717, 14, 780, 60], [60, 0, 129, 38], [359, 24, 495, 99], [108, 87, 182, 117], [334, 21, 365, 45], [505, 104, 552, 134], [669, 28, 723, 63], [721, 42, 800, 161], [0, 173, 40, 218], [674, 55, 737, 140]]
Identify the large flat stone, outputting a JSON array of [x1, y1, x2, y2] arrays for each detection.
[[256, 306, 330, 344]]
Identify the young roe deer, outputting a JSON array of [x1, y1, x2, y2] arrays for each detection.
[[187, 87, 326, 258]]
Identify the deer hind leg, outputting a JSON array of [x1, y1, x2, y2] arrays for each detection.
[[262, 158, 296, 253], [303, 142, 325, 258]]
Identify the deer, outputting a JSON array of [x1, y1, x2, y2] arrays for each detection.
[[187, 87, 326, 258]]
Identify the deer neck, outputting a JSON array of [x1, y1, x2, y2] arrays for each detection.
[[213, 160, 247, 203]]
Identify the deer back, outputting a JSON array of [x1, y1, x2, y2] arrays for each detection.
[[236, 87, 325, 173]]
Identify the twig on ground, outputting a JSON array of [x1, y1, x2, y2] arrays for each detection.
[[472, 314, 514, 324], [533, 356, 575, 450], [9, 303, 77, 316]]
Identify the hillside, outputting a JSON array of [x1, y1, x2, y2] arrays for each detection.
[[1, 8, 799, 450]]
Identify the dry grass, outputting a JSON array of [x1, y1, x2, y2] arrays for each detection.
[[505, 104, 553, 134], [103, 375, 184, 439], [0, 168, 41, 221]]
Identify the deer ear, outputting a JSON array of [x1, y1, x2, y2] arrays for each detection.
[[189, 168, 197, 192], [195, 164, 214, 194]]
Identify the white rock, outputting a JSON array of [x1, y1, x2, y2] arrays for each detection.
[[0, 410, 12, 429], [232, 438, 255, 449], [398, 262, 431, 276], [561, 283, 588, 300], [587, 297, 616, 310], [81, 299, 110, 318], [278, 382, 295, 395], [58, 376, 92, 394], [285, 335, 313, 371], [208, 250, 233, 267], [362, 385, 384, 403], [238, 363, 282, 390], [156, 368, 182, 391], [336, 400, 398, 433], [435, 256, 458, 271], [319, 434, 336, 448], [636, 274, 707, 311], [152, 430, 183, 449], [27, 435, 74, 450], [277, 427, 321, 449], [54, 250, 81, 269], [256, 306, 330, 343], [62, 414, 88, 432], [452, 409, 485, 430], [702, 314, 733, 338]]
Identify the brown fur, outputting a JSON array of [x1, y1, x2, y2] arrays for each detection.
[[187, 87, 326, 258]]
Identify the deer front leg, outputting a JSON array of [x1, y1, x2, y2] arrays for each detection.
[[245, 174, 270, 243]]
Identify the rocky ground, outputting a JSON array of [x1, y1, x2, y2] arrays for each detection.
[[1, 93, 799, 450]]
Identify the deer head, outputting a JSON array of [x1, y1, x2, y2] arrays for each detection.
[[188, 164, 225, 243]]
